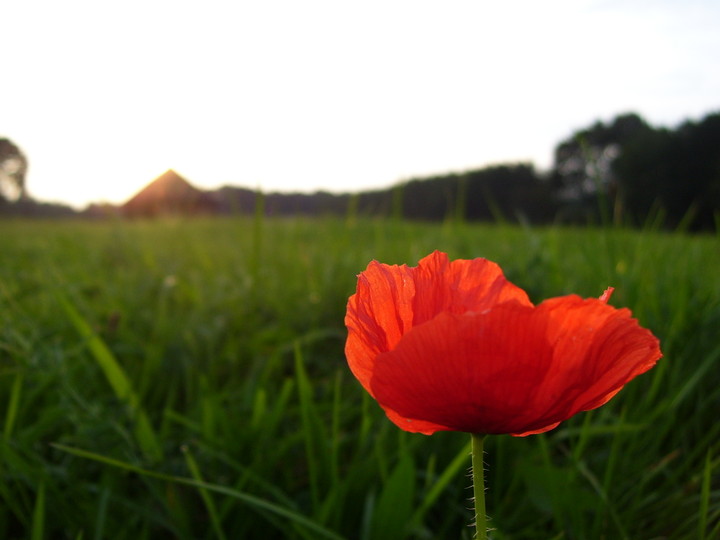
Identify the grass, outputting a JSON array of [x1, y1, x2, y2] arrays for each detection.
[[0, 215, 718, 539]]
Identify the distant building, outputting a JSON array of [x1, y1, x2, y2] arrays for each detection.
[[122, 170, 219, 217]]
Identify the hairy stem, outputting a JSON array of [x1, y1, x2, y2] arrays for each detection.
[[471, 433, 487, 540]]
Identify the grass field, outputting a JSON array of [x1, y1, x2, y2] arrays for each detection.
[[0, 216, 718, 539]]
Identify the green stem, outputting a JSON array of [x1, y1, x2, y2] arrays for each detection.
[[471, 433, 487, 540]]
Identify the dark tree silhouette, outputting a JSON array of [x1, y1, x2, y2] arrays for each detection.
[[612, 127, 677, 221], [549, 111, 720, 229], [0, 138, 28, 202], [549, 113, 650, 206], [614, 112, 720, 229]]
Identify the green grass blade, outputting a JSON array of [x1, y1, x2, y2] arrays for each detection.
[[410, 441, 471, 526], [3, 372, 23, 440], [56, 293, 133, 402], [698, 450, 712, 540], [56, 292, 163, 462], [52, 443, 346, 540], [294, 341, 328, 510], [330, 370, 342, 489], [669, 342, 720, 410], [575, 458, 628, 539], [370, 453, 415, 540], [182, 445, 228, 540], [31, 482, 45, 540], [93, 487, 110, 540]]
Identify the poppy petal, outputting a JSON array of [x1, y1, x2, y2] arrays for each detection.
[[409, 251, 533, 326], [345, 251, 530, 395], [370, 305, 556, 435], [526, 295, 661, 426], [345, 262, 416, 394], [368, 294, 661, 436]]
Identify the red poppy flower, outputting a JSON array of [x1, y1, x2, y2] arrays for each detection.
[[345, 251, 662, 436]]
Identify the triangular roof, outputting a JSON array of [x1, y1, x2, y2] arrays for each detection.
[[123, 170, 217, 216]]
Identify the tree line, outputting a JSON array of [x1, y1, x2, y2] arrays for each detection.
[[2, 110, 719, 230], [216, 110, 720, 230], [548, 111, 720, 230]]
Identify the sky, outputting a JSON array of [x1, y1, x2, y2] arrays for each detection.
[[2, 0, 719, 209]]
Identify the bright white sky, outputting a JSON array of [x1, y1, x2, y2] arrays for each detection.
[[3, 0, 719, 209]]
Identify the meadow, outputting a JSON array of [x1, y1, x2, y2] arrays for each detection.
[[0, 215, 718, 539]]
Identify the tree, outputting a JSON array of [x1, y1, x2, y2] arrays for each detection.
[[549, 113, 651, 220], [0, 138, 28, 202], [552, 110, 720, 229], [614, 112, 720, 229]]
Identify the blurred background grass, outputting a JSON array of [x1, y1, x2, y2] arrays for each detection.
[[0, 216, 718, 539]]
